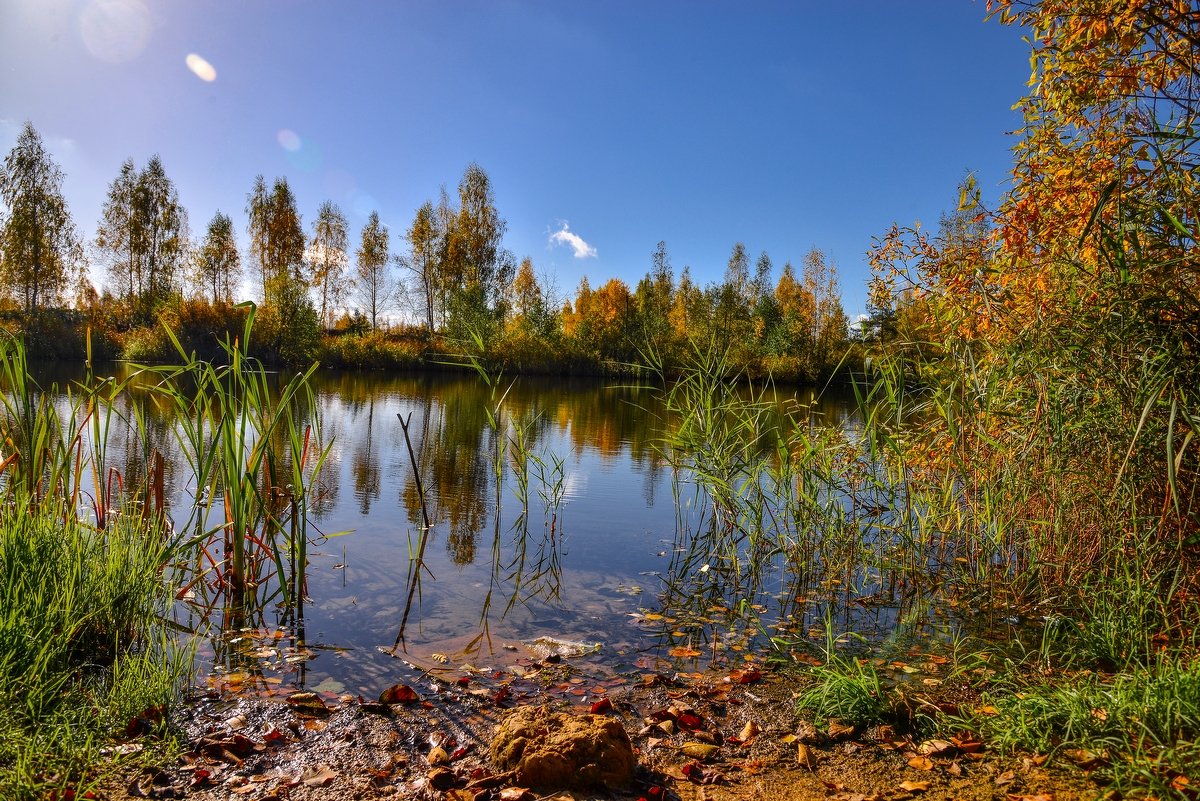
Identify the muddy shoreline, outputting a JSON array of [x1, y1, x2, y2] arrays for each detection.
[[104, 658, 1097, 801]]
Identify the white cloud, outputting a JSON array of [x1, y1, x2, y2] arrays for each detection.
[[548, 221, 597, 259]]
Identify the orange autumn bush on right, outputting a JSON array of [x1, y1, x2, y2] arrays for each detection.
[[866, 1, 1200, 596]]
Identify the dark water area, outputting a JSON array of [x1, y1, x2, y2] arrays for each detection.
[[27, 362, 974, 700]]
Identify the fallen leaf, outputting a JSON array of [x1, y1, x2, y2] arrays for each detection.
[[796, 742, 817, 770], [898, 780, 931, 793], [681, 760, 727, 784], [669, 646, 702, 658], [379, 684, 420, 704], [907, 756, 934, 771], [427, 767, 458, 790], [741, 758, 766, 775], [738, 720, 761, 743], [499, 788, 533, 801], [828, 719, 856, 740], [679, 742, 720, 761], [917, 739, 956, 757], [950, 733, 983, 753], [590, 697, 613, 715], [1063, 749, 1105, 770], [285, 691, 329, 717], [731, 668, 763, 684]]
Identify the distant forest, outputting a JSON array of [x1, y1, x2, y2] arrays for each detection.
[[0, 123, 861, 380]]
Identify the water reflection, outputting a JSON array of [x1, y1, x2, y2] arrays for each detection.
[[29, 362, 867, 694]]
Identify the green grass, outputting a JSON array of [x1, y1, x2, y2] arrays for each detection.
[[0, 316, 331, 797], [0, 502, 189, 800], [794, 654, 893, 730]]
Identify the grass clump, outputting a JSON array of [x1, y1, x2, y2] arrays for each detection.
[[0, 502, 188, 800], [0, 313, 326, 798], [794, 654, 893, 730]]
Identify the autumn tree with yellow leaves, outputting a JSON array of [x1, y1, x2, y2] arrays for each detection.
[[869, 0, 1200, 580]]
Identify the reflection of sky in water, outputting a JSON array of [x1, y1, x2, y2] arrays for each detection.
[[31, 364, 926, 695]]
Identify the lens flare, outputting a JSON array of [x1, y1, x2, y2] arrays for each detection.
[[277, 129, 302, 152], [79, 0, 151, 63], [351, 191, 377, 218], [185, 53, 216, 82]]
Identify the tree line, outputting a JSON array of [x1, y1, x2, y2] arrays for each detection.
[[0, 121, 855, 379]]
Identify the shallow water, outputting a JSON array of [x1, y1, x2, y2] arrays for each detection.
[[33, 363, 954, 696]]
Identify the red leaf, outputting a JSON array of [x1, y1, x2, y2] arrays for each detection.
[[731, 668, 763, 684], [590, 697, 613, 715], [379, 684, 420, 704], [124, 703, 166, 736]]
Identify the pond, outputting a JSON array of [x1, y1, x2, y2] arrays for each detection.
[[31, 362, 971, 702]]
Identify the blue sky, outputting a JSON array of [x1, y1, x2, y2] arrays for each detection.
[[0, 0, 1029, 317]]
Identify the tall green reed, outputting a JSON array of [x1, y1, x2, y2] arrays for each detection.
[[0, 335, 192, 799], [145, 303, 332, 615]]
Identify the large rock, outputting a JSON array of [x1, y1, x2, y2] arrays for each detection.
[[489, 705, 635, 791]]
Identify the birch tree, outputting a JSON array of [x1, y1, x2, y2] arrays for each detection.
[[0, 122, 81, 315]]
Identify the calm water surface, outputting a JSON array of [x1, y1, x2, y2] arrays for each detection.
[[37, 364, 880, 697]]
